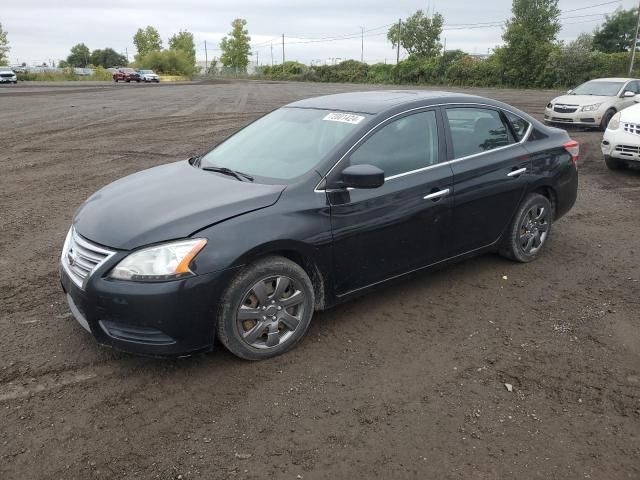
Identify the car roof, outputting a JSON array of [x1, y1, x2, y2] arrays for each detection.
[[589, 77, 634, 82], [286, 90, 506, 115]]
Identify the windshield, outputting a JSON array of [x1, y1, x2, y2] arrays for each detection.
[[200, 108, 369, 180], [139, 70, 154, 74], [571, 81, 624, 96]]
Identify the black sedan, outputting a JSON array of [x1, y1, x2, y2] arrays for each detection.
[[60, 91, 579, 359]]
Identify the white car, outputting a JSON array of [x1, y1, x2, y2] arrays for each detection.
[[0, 66, 17, 84], [544, 77, 640, 131], [601, 101, 640, 170], [137, 69, 160, 83]]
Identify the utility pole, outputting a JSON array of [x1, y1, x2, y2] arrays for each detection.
[[443, 37, 447, 55], [282, 34, 285, 73], [204, 40, 208, 74], [360, 26, 364, 63], [125, 48, 129, 63], [256, 51, 259, 67], [270, 42, 274, 66], [396, 18, 401, 83], [630, 0, 640, 75]]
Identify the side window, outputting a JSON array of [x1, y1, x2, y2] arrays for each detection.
[[505, 111, 530, 141], [349, 110, 439, 178], [629, 81, 640, 94], [446, 107, 513, 159]]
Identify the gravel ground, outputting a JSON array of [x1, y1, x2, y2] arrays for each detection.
[[0, 80, 638, 479]]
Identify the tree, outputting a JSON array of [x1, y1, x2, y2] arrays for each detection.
[[593, 9, 639, 53], [66, 43, 91, 67], [0, 23, 10, 65], [137, 49, 197, 76], [90, 48, 127, 68], [133, 26, 162, 59], [387, 10, 444, 59], [169, 30, 196, 67], [499, 0, 561, 86], [219, 19, 251, 72]]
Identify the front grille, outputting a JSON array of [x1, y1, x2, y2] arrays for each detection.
[[614, 144, 640, 155], [0, 73, 14, 78], [623, 123, 640, 135], [551, 117, 574, 123], [61, 228, 115, 289], [554, 105, 578, 114]]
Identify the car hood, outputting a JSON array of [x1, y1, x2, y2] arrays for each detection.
[[551, 94, 613, 106], [74, 160, 285, 250], [618, 102, 640, 122]]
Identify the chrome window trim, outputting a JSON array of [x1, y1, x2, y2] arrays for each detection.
[[314, 102, 533, 193]]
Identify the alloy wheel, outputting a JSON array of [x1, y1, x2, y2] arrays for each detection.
[[236, 275, 306, 349], [519, 204, 549, 255]]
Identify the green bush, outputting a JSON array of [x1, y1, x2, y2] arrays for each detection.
[[253, 49, 639, 90], [135, 49, 197, 76]]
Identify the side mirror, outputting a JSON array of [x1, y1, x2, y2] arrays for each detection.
[[624, 91, 636, 98], [634, 96, 640, 103], [333, 164, 385, 189], [567, 89, 573, 94]]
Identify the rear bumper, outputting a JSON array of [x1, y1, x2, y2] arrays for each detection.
[[60, 264, 234, 356]]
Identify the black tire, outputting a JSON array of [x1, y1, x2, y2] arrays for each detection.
[[605, 155, 625, 170], [216, 256, 315, 360], [114, 78, 118, 83], [499, 193, 553, 263], [126, 79, 130, 83], [600, 109, 616, 131], [136, 79, 141, 83]]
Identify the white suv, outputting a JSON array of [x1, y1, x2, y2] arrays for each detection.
[[602, 101, 640, 170], [0, 66, 17, 84], [545, 77, 640, 130]]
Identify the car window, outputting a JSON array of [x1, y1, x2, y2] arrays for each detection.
[[348, 110, 439, 178], [446, 107, 512, 159], [505, 111, 530, 141], [626, 81, 640, 94]]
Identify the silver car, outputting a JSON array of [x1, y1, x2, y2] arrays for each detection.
[[0, 67, 17, 84], [138, 69, 160, 83], [544, 77, 640, 130]]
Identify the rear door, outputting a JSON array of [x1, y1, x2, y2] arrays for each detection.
[[327, 108, 453, 295], [445, 106, 531, 256]]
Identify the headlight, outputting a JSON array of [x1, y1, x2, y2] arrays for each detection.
[[607, 112, 621, 130], [581, 103, 602, 112], [109, 238, 207, 281]]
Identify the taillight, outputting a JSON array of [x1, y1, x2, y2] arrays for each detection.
[[564, 139, 579, 166]]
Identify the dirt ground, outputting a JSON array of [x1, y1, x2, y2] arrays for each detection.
[[0, 80, 638, 480]]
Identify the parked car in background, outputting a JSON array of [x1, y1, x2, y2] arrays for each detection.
[[602, 100, 640, 170], [60, 91, 579, 359], [544, 78, 640, 130], [138, 69, 160, 83], [113, 68, 141, 83], [0, 66, 18, 84]]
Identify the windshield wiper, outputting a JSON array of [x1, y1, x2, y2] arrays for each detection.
[[201, 165, 254, 182]]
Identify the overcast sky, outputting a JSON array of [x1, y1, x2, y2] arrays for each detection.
[[2, 0, 638, 66]]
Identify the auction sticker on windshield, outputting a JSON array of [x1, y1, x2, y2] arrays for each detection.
[[323, 112, 365, 124]]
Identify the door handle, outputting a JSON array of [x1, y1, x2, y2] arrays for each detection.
[[507, 167, 527, 177], [423, 188, 450, 201]]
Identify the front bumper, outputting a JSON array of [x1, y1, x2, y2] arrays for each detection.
[[544, 107, 603, 127], [602, 129, 640, 162], [0, 77, 17, 83], [60, 262, 234, 356]]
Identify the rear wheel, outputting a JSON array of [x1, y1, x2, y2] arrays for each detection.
[[605, 155, 625, 170], [600, 109, 616, 131], [500, 193, 553, 263], [216, 256, 315, 360]]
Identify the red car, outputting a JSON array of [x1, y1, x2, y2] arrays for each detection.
[[113, 68, 141, 83]]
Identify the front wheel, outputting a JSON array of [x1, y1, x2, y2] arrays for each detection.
[[605, 155, 625, 170], [216, 256, 315, 360], [499, 193, 553, 263], [600, 109, 616, 131]]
